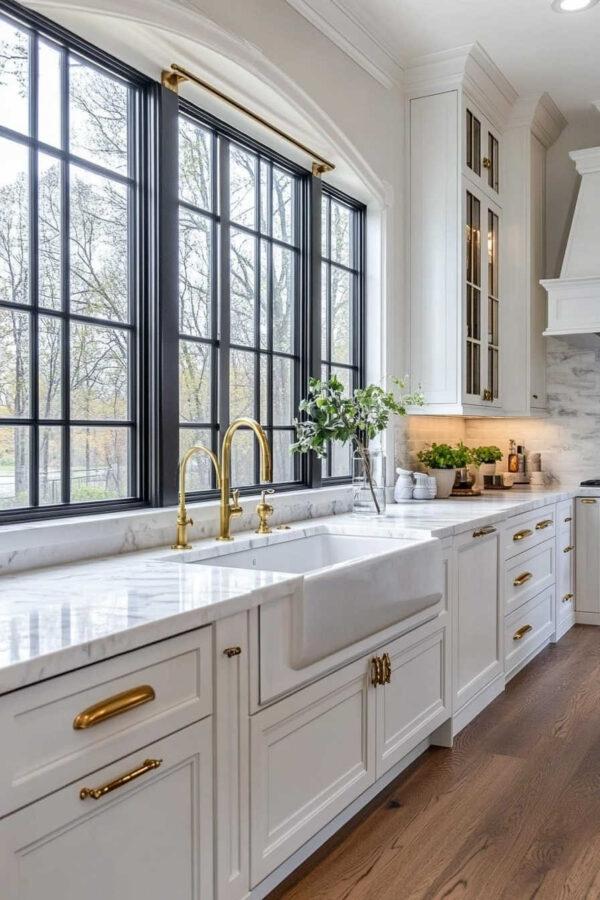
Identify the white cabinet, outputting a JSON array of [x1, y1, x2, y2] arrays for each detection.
[[576, 498, 600, 624], [453, 525, 503, 726], [407, 46, 515, 416], [249, 614, 449, 886], [0, 721, 213, 900], [555, 500, 575, 640]]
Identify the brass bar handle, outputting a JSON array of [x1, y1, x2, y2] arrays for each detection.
[[513, 529, 533, 542], [563, 545, 575, 554], [513, 624, 533, 642], [382, 652, 392, 684], [473, 525, 497, 538], [370, 656, 384, 687], [73, 685, 156, 730], [562, 593, 574, 603], [535, 519, 553, 530], [80, 758, 162, 800], [564, 516, 572, 523], [513, 572, 533, 587], [223, 646, 242, 658], [581, 498, 597, 504]]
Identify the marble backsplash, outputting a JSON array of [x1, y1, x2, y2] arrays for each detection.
[[396, 337, 600, 485]]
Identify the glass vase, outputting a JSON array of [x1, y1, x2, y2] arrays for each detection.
[[352, 448, 386, 517]]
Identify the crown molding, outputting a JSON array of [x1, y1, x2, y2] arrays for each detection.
[[405, 41, 518, 129], [285, 0, 403, 89], [507, 93, 567, 148]]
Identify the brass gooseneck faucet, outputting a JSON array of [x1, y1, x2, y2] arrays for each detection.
[[172, 417, 273, 550]]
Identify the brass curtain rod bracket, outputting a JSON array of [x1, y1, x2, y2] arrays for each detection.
[[161, 63, 335, 177]]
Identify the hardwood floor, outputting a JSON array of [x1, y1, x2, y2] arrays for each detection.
[[268, 626, 600, 900]]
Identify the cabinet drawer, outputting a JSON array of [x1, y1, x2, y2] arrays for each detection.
[[0, 720, 213, 900], [504, 540, 554, 616], [504, 589, 553, 677], [0, 628, 211, 817], [250, 655, 375, 885], [504, 505, 556, 560]]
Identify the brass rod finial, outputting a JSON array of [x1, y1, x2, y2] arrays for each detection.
[[161, 68, 188, 93]]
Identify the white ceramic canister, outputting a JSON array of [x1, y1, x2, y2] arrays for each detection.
[[394, 468, 414, 501]]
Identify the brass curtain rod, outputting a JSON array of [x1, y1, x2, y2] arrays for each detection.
[[161, 63, 335, 176]]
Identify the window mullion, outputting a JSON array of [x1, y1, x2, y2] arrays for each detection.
[[61, 45, 70, 505], [307, 173, 323, 488], [29, 31, 39, 507]]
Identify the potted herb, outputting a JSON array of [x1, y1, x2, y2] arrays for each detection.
[[471, 445, 502, 489], [417, 443, 469, 499], [292, 375, 424, 515]]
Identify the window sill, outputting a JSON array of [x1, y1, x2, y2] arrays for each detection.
[[0, 484, 353, 575]]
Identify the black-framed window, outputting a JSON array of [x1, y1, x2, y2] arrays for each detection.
[[0, 4, 146, 516], [320, 187, 364, 480], [177, 106, 304, 496], [0, 0, 366, 524]]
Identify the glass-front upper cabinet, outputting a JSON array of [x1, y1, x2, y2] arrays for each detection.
[[464, 188, 500, 405], [465, 101, 500, 200]]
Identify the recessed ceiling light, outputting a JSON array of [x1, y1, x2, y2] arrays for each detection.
[[552, 0, 599, 11]]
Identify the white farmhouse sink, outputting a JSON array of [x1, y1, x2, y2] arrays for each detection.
[[191, 529, 443, 668]]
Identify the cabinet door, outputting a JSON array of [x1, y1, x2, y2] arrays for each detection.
[[250, 655, 376, 885], [576, 498, 600, 618], [454, 527, 502, 711], [557, 526, 575, 628], [0, 721, 213, 900], [375, 617, 449, 779]]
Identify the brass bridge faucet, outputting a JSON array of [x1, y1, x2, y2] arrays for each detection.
[[172, 417, 273, 549]]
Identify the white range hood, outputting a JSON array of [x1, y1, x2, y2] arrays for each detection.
[[541, 147, 600, 340]]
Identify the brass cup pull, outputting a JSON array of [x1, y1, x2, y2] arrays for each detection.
[[581, 498, 597, 504], [563, 545, 575, 554], [513, 529, 533, 542], [370, 656, 383, 687], [382, 652, 392, 684], [482, 156, 492, 169], [223, 646, 242, 658], [564, 517, 572, 523], [80, 758, 162, 800], [535, 519, 553, 530], [513, 572, 533, 587], [513, 624, 533, 641], [73, 684, 155, 730], [473, 525, 497, 538], [562, 593, 574, 603]]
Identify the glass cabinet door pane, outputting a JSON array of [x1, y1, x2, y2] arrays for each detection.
[[465, 191, 482, 397], [466, 109, 481, 176], [487, 209, 500, 399]]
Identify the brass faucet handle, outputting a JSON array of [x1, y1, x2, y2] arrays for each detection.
[[256, 489, 275, 534], [230, 489, 243, 517]]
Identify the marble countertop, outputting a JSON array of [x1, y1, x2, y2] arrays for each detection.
[[0, 485, 595, 696]]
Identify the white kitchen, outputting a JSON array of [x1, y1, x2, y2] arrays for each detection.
[[2, 0, 600, 897]]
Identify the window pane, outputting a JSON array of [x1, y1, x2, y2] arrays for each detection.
[[69, 58, 128, 175], [179, 339, 211, 423], [231, 429, 254, 489], [0, 308, 30, 417], [39, 315, 62, 419], [229, 145, 256, 228], [273, 430, 295, 483], [179, 209, 212, 338], [179, 427, 214, 492], [0, 424, 29, 509], [272, 245, 294, 354], [321, 265, 328, 360], [272, 168, 294, 244], [39, 425, 61, 505], [332, 440, 351, 478], [70, 322, 128, 420], [70, 426, 130, 501], [38, 41, 62, 148], [260, 160, 269, 234], [272, 356, 293, 426], [331, 266, 352, 364], [38, 153, 62, 310], [0, 137, 29, 306], [70, 166, 129, 322], [179, 118, 212, 211], [230, 348, 255, 420], [321, 194, 329, 256], [260, 354, 268, 425], [0, 20, 29, 135], [260, 240, 268, 349], [230, 229, 256, 346], [331, 201, 351, 267]]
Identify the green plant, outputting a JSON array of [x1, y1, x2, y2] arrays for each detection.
[[417, 443, 469, 470], [292, 375, 424, 513], [471, 445, 502, 465]]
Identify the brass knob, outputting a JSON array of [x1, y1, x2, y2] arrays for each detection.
[[483, 156, 492, 169], [256, 488, 275, 534]]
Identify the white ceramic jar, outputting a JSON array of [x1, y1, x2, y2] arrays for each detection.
[[394, 468, 414, 502]]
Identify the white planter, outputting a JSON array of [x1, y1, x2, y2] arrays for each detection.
[[427, 468, 456, 499], [480, 462, 497, 477]]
